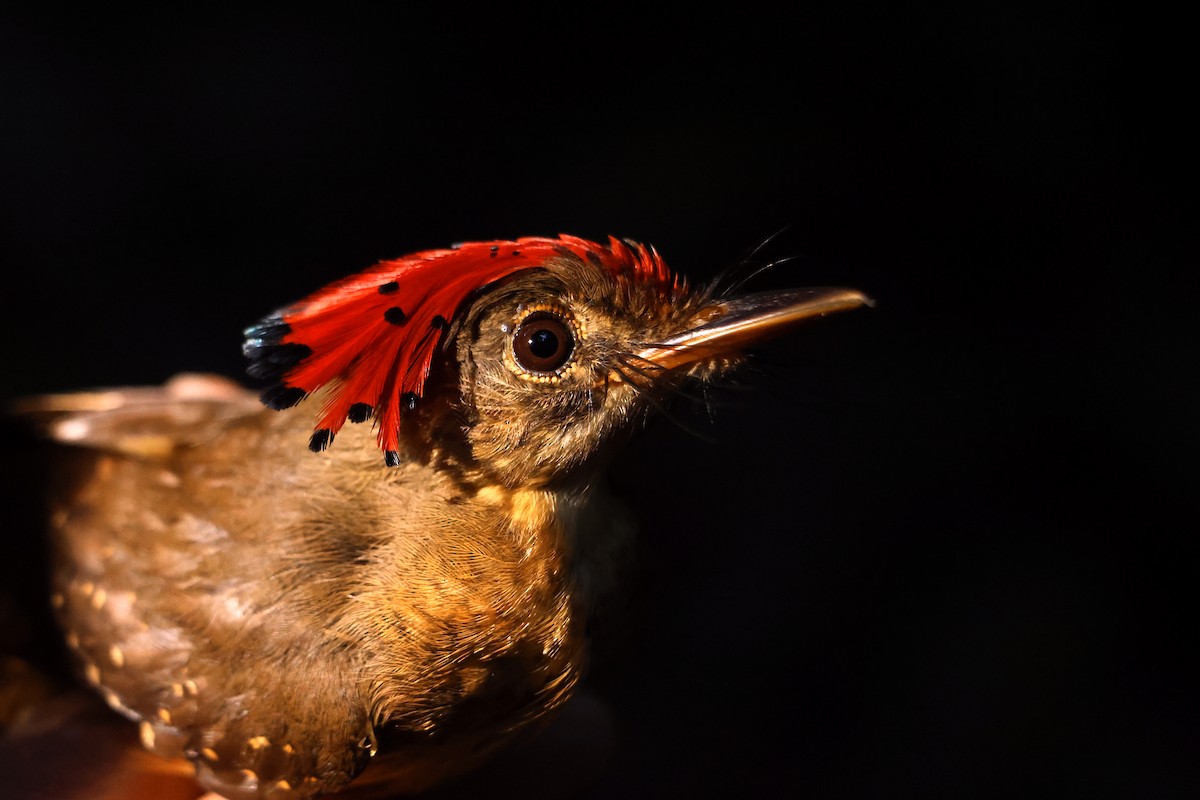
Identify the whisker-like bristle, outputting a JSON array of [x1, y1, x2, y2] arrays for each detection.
[[613, 356, 712, 405], [720, 254, 806, 298], [612, 365, 717, 444], [616, 353, 757, 407], [705, 226, 793, 300]]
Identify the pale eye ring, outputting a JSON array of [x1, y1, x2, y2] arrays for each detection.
[[512, 312, 576, 375]]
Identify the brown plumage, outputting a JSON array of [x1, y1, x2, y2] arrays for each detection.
[[27, 238, 867, 798]]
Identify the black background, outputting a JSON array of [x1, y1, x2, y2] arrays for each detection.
[[0, 7, 1190, 799]]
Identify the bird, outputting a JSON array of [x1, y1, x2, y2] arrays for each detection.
[[24, 234, 867, 798]]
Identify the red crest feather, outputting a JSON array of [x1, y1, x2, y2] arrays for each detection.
[[243, 234, 675, 461]]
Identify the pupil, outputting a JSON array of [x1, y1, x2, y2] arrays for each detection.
[[528, 329, 559, 358]]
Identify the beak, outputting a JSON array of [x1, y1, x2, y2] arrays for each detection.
[[632, 287, 871, 373]]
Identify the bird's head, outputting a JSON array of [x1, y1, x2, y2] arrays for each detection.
[[244, 235, 867, 488]]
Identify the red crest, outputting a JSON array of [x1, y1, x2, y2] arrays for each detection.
[[243, 235, 675, 461]]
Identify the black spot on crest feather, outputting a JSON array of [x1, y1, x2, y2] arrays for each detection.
[[242, 315, 290, 345], [261, 385, 307, 410], [245, 342, 314, 380], [309, 429, 334, 452]]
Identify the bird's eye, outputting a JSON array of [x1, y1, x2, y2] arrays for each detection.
[[512, 312, 576, 376]]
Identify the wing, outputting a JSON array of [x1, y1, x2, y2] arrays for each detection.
[[13, 373, 263, 460], [27, 373, 379, 797]]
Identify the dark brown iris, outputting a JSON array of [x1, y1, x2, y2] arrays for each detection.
[[512, 312, 575, 374]]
